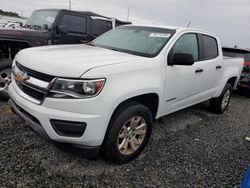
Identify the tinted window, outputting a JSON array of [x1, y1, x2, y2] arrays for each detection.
[[203, 35, 218, 59], [92, 19, 112, 36], [60, 14, 86, 34], [171, 33, 199, 61]]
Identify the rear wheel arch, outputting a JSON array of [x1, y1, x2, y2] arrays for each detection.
[[0, 40, 31, 59], [227, 76, 238, 89]]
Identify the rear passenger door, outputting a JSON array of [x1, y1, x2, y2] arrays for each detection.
[[199, 34, 222, 93], [56, 14, 89, 44]]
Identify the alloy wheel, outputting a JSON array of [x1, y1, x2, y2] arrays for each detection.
[[0, 68, 11, 93], [117, 116, 147, 155]]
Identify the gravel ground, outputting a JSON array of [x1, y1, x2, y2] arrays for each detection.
[[0, 94, 250, 187]]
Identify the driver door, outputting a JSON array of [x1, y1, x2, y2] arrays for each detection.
[[163, 33, 208, 114]]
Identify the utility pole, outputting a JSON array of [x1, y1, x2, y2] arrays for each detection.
[[127, 7, 130, 21], [68, 0, 71, 10]]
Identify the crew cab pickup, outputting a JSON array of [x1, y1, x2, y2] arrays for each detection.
[[8, 25, 244, 164]]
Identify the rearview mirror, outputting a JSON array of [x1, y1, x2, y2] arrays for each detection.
[[172, 53, 194, 66], [57, 25, 69, 34]]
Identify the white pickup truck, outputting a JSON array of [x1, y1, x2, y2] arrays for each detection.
[[8, 25, 244, 164]]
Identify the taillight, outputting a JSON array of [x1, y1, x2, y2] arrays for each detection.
[[244, 61, 250, 67], [243, 61, 250, 73]]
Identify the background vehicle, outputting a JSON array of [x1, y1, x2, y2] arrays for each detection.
[[1, 22, 23, 29], [8, 25, 244, 163], [0, 9, 131, 98], [223, 47, 250, 96]]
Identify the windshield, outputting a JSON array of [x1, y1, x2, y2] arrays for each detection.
[[26, 10, 59, 29], [91, 26, 175, 57]]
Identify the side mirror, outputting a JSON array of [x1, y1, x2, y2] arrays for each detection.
[[57, 25, 69, 34], [172, 53, 194, 66]]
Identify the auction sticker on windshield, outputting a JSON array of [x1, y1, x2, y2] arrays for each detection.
[[149, 33, 171, 38], [46, 17, 55, 23]]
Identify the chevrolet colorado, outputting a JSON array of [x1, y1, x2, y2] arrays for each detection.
[[8, 25, 244, 164]]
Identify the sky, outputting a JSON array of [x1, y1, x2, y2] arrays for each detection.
[[0, 0, 249, 49]]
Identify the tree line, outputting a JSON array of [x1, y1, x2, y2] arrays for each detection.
[[0, 9, 20, 18]]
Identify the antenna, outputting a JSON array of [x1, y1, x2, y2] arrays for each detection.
[[187, 21, 191, 28], [68, 0, 71, 10], [127, 7, 130, 21]]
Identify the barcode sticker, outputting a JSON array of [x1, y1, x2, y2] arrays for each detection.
[[46, 17, 55, 23], [149, 33, 171, 38]]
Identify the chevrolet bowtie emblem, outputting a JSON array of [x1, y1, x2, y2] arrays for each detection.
[[15, 72, 29, 84]]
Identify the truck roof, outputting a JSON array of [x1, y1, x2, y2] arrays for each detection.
[[34, 9, 132, 25], [122, 24, 217, 37]]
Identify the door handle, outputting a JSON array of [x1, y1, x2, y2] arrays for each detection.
[[195, 68, 203, 73], [216, 65, 222, 69]]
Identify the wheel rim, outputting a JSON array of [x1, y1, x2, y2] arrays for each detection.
[[0, 68, 11, 93], [117, 116, 147, 155], [221, 89, 231, 110]]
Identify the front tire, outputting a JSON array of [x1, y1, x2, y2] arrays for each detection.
[[103, 102, 153, 164], [209, 83, 233, 114], [0, 59, 12, 100]]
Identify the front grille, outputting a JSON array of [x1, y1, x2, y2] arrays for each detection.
[[16, 62, 54, 82], [17, 83, 46, 101], [15, 62, 55, 103]]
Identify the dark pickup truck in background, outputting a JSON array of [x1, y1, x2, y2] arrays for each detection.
[[0, 9, 131, 98], [223, 47, 250, 97]]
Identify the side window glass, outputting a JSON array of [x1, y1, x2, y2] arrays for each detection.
[[171, 34, 199, 61], [92, 19, 112, 36], [60, 14, 86, 34], [203, 35, 218, 59]]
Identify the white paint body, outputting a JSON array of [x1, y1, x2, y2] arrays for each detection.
[[8, 25, 244, 147]]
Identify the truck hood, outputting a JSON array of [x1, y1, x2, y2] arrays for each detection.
[[0, 28, 50, 46], [0, 27, 44, 37], [15, 44, 146, 78]]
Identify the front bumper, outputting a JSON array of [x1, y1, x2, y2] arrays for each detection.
[[8, 82, 114, 147], [9, 99, 50, 140]]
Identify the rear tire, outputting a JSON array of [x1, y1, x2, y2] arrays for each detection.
[[103, 102, 153, 164], [209, 83, 232, 114], [0, 59, 12, 100]]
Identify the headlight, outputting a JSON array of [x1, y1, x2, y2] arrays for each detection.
[[49, 78, 105, 98]]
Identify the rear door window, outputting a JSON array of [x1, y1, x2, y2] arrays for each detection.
[[202, 35, 218, 59], [60, 14, 87, 34], [92, 19, 112, 36]]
